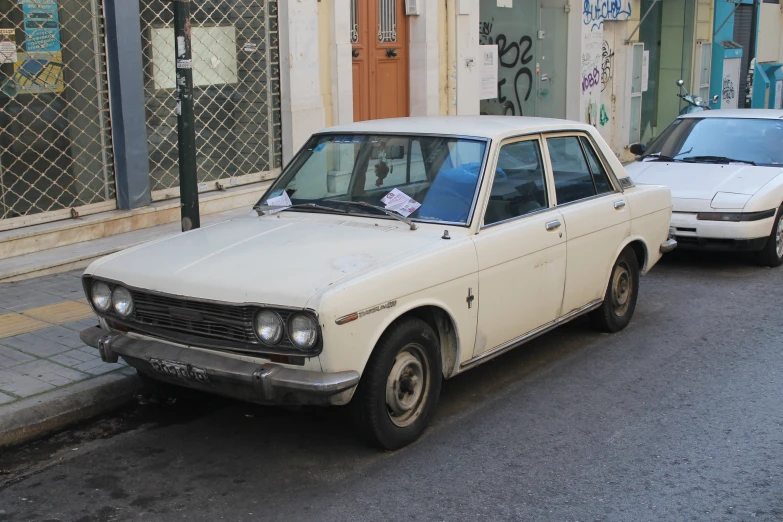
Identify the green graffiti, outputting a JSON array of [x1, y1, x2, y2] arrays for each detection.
[[600, 104, 609, 126]]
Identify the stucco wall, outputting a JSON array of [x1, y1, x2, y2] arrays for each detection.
[[757, 3, 783, 64]]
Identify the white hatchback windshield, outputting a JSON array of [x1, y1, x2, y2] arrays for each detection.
[[641, 117, 783, 167], [257, 134, 488, 225]]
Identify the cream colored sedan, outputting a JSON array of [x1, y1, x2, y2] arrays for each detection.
[[80, 116, 674, 450]]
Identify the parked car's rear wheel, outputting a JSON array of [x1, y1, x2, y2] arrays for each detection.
[[756, 205, 783, 268], [351, 317, 442, 450], [590, 247, 640, 333]]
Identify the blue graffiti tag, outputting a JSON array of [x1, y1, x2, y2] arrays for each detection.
[[583, 0, 632, 29]]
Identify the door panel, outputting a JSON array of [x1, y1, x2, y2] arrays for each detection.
[[537, 0, 569, 118], [352, 0, 409, 121], [558, 196, 630, 313], [471, 137, 566, 357], [545, 134, 631, 313], [472, 209, 567, 356]]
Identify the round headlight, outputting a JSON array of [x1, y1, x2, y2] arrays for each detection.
[[254, 309, 284, 345], [91, 281, 112, 312], [111, 286, 134, 317], [288, 313, 318, 351]]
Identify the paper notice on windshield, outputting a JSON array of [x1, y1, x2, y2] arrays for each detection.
[[381, 188, 421, 217], [264, 192, 292, 213]]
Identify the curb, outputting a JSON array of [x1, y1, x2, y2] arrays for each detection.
[[0, 367, 140, 448]]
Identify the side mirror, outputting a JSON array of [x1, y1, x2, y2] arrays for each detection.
[[629, 143, 646, 156], [676, 79, 684, 87]]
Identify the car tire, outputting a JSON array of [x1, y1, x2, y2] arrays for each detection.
[[755, 205, 783, 268], [590, 247, 640, 333], [350, 317, 442, 451]]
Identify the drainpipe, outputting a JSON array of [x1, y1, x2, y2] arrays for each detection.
[[446, 0, 457, 115]]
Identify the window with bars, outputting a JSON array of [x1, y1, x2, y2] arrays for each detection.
[[698, 42, 711, 102], [378, 0, 397, 43], [139, 0, 281, 195], [0, 0, 115, 222]]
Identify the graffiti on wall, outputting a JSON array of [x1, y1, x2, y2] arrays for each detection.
[[722, 77, 736, 103], [582, 0, 632, 30], [600, 40, 613, 92], [580, 0, 627, 127], [479, 19, 534, 116]]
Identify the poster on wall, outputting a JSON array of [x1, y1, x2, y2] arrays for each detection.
[[150, 26, 239, 89], [12, 52, 65, 94], [21, 1, 62, 54], [479, 45, 499, 100], [0, 29, 17, 64], [775, 80, 782, 110], [641, 50, 649, 92]]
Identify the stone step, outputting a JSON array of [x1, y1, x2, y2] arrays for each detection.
[[0, 182, 270, 261], [0, 206, 254, 283]]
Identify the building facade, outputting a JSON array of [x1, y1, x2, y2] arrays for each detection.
[[1, 0, 777, 232]]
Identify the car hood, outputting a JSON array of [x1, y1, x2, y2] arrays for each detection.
[[625, 161, 782, 198], [87, 213, 445, 308]]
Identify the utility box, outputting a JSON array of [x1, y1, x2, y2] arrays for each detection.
[[710, 41, 744, 109]]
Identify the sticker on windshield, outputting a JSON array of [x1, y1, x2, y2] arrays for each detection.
[[314, 143, 326, 152], [381, 188, 421, 217], [264, 192, 292, 213]]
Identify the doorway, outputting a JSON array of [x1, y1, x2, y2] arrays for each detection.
[[478, 0, 568, 118], [351, 0, 410, 122]]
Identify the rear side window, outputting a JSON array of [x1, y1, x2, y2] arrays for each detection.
[[547, 136, 596, 204], [579, 137, 614, 194]]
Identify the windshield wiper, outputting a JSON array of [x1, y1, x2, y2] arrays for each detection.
[[253, 202, 350, 216], [681, 155, 756, 166], [328, 200, 418, 230]]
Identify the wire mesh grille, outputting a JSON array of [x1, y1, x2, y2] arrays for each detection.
[[0, 0, 115, 220], [140, 0, 281, 193]]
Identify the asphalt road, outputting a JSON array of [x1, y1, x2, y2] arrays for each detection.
[[1, 251, 782, 522]]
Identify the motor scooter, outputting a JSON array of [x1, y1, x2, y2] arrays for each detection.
[[676, 79, 719, 115]]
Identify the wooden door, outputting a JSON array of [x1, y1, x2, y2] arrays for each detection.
[[351, 0, 409, 122]]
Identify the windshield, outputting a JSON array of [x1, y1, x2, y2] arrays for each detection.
[[257, 134, 488, 225], [640, 117, 783, 167]]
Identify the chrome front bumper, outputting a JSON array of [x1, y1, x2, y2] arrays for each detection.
[[660, 238, 678, 253], [80, 327, 360, 406]]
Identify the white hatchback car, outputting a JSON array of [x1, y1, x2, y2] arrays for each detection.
[[626, 110, 783, 266], [80, 117, 674, 449]]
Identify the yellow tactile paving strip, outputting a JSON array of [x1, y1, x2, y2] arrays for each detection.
[[0, 300, 94, 339]]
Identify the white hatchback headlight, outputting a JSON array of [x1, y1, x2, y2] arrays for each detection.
[[111, 286, 134, 317], [91, 281, 112, 312], [288, 313, 318, 351], [254, 309, 284, 345]]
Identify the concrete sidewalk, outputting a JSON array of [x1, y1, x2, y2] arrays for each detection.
[[0, 270, 139, 446]]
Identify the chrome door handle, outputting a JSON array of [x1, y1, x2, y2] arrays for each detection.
[[614, 201, 626, 209], [545, 220, 561, 231]]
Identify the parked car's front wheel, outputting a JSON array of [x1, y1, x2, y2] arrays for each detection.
[[756, 204, 783, 268], [590, 247, 640, 333], [351, 317, 442, 450]]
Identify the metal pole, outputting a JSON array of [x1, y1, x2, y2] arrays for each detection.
[[173, 0, 200, 231]]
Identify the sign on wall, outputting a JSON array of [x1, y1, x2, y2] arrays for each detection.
[[641, 50, 649, 92], [775, 80, 782, 110], [151, 26, 239, 89], [0, 29, 17, 64], [21, 0, 61, 53], [479, 45, 499, 100]]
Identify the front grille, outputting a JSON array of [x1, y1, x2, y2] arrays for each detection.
[[129, 290, 298, 352]]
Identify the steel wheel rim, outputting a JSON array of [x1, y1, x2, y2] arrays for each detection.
[[611, 261, 632, 317], [386, 344, 429, 428], [776, 217, 783, 259]]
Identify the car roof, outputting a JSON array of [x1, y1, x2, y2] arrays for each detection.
[[680, 109, 783, 120], [318, 116, 596, 140]]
